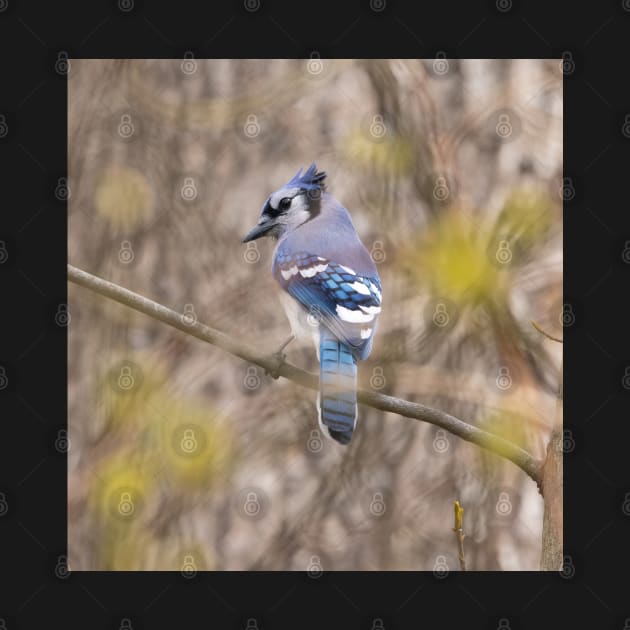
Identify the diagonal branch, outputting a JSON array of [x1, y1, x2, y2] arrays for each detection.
[[67, 264, 544, 488]]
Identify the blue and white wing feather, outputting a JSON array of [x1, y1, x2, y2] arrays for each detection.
[[272, 250, 382, 360]]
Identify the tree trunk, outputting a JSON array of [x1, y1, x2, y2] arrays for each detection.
[[539, 429, 563, 569], [540, 364, 563, 571]]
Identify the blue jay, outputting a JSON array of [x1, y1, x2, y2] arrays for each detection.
[[243, 164, 382, 445]]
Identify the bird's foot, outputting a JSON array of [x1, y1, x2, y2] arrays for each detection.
[[265, 334, 295, 379]]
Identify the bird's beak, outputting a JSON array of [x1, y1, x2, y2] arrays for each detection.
[[242, 219, 273, 243]]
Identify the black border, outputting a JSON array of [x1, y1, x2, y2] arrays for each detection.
[[1, 0, 628, 627]]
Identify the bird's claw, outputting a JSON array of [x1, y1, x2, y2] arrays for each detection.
[[265, 334, 295, 379], [265, 351, 286, 380]]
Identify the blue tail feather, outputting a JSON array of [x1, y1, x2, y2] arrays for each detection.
[[319, 327, 357, 445]]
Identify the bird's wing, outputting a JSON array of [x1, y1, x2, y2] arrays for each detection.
[[274, 251, 382, 360]]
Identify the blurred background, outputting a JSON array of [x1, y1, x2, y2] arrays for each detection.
[[68, 59, 562, 571]]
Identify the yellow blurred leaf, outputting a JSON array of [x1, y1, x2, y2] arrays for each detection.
[[497, 189, 554, 246], [88, 452, 157, 526], [343, 127, 413, 176], [403, 209, 507, 306], [94, 165, 154, 230], [159, 398, 235, 488]]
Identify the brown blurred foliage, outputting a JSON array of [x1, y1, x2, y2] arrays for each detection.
[[68, 59, 562, 570]]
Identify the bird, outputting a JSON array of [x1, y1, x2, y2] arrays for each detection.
[[242, 164, 382, 445]]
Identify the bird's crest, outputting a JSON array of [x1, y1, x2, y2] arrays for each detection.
[[284, 163, 327, 192]]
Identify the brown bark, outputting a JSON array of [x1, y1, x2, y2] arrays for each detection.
[[540, 365, 563, 570]]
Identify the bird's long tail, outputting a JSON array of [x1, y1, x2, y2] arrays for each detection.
[[318, 326, 357, 445]]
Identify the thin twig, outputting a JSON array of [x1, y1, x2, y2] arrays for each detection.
[[452, 500, 467, 571], [67, 264, 544, 488], [531, 320, 563, 343]]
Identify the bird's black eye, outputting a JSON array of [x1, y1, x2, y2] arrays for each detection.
[[278, 197, 292, 211]]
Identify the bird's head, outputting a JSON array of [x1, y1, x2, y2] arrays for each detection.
[[242, 164, 327, 242]]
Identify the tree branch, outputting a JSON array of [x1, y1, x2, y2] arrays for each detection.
[[67, 264, 544, 488], [452, 500, 467, 571], [531, 320, 563, 343]]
